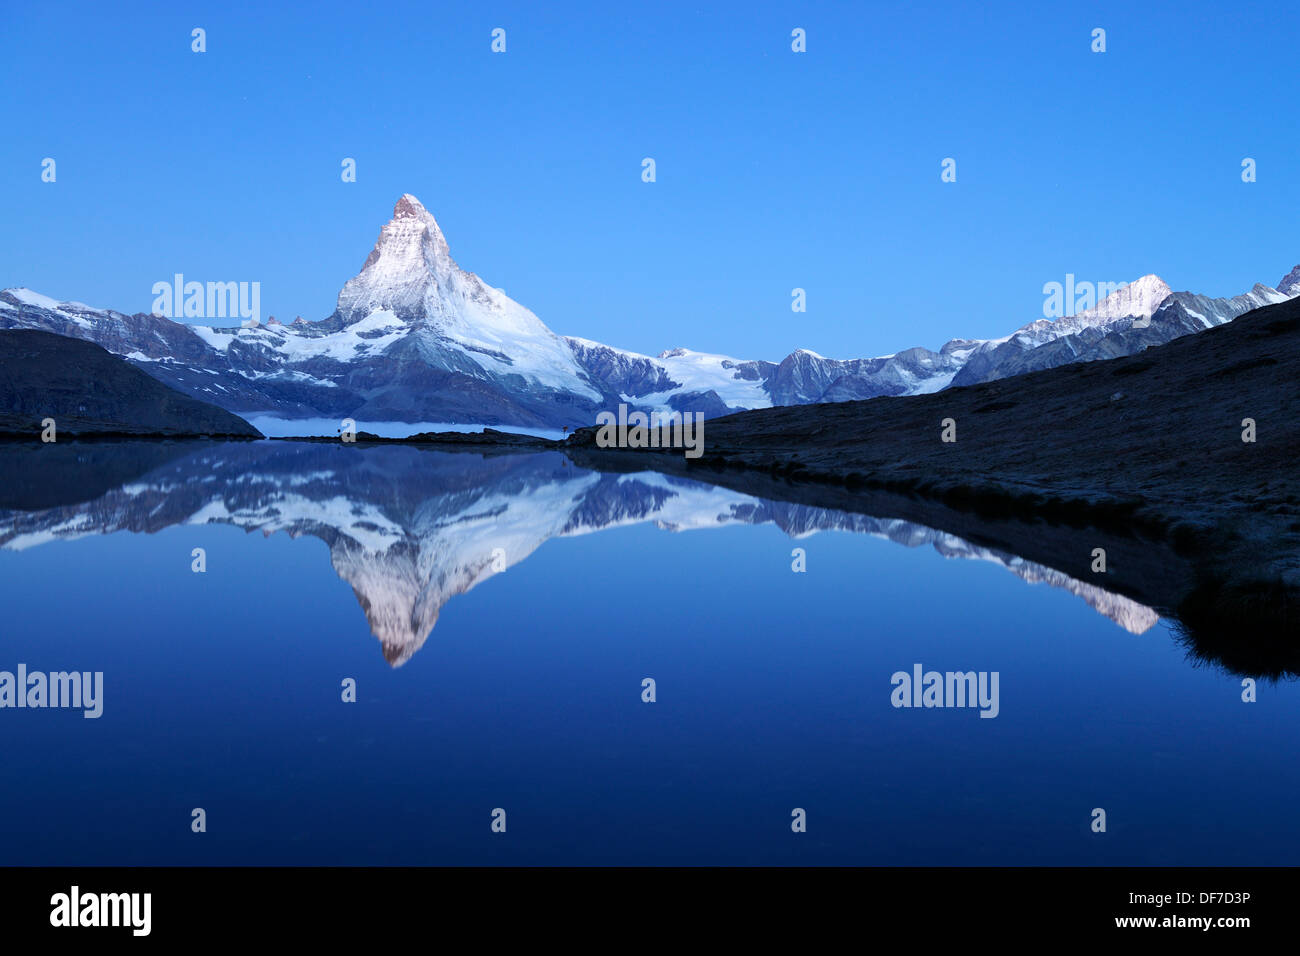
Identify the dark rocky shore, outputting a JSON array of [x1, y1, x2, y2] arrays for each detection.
[[281, 428, 560, 448]]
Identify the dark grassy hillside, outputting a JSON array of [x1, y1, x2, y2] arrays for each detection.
[[0, 329, 262, 438]]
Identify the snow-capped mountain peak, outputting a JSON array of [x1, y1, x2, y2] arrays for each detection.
[[1277, 264, 1300, 297], [1095, 273, 1173, 320], [394, 192, 430, 218], [328, 194, 603, 401], [1016, 273, 1173, 342], [337, 193, 456, 322]]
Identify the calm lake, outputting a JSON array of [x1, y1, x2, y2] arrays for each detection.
[[0, 440, 1296, 865]]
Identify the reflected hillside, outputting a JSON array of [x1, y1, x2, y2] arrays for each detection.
[[0, 440, 1161, 665]]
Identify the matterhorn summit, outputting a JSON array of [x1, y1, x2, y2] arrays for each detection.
[[333, 194, 456, 323], [329, 194, 601, 400]]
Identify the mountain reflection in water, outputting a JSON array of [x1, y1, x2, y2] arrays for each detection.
[[0, 440, 1159, 665]]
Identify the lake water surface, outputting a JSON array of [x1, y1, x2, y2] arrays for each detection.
[[0, 440, 1295, 865]]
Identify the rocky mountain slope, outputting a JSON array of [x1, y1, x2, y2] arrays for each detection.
[[0, 329, 261, 437]]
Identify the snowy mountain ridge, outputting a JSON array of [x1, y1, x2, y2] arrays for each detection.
[[2, 194, 1296, 426]]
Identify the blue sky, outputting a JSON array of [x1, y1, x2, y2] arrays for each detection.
[[2, 0, 1296, 360]]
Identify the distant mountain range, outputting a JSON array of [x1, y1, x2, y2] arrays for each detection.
[[2, 194, 1296, 429]]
